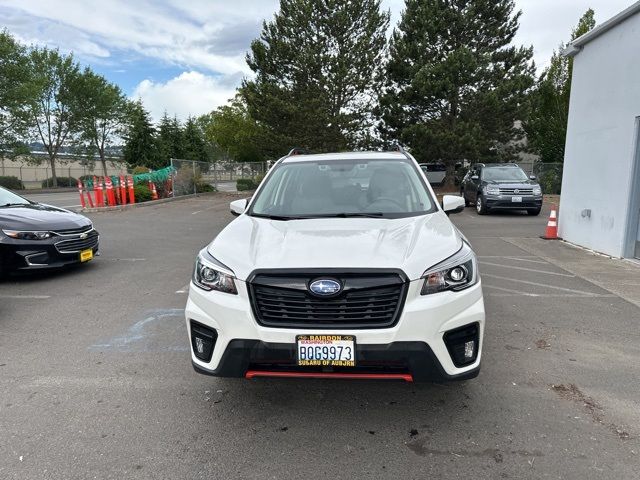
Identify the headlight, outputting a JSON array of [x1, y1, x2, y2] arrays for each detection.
[[421, 242, 478, 295], [484, 185, 500, 195], [533, 186, 542, 196], [193, 250, 237, 294], [2, 229, 53, 240]]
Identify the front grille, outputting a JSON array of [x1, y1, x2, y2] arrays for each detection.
[[54, 230, 99, 253], [51, 225, 92, 236], [249, 271, 407, 329], [499, 188, 533, 195]]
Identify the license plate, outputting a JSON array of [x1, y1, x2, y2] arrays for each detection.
[[296, 335, 356, 367], [511, 196, 522, 203], [80, 249, 93, 262]]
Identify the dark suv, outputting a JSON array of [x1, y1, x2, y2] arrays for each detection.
[[461, 163, 542, 216]]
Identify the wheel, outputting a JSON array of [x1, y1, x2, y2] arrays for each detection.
[[527, 208, 541, 216], [476, 194, 489, 215]]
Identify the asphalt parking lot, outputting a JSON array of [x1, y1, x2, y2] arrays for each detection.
[[1, 195, 639, 479]]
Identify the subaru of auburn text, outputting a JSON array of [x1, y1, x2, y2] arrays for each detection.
[[185, 150, 485, 382]]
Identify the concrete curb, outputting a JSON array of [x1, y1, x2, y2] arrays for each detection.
[[20, 187, 77, 194], [81, 192, 218, 213]]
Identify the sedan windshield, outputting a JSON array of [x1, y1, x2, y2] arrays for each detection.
[[482, 167, 529, 182], [249, 158, 435, 219], [0, 187, 30, 207]]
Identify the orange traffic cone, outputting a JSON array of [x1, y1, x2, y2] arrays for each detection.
[[128, 176, 135, 204], [542, 204, 559, 240], [77, 179, 86, 209], [150, 182, 158, 200]]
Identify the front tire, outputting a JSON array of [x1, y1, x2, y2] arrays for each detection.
[[476, 194, 489, 215], [527, 208, 542, 216]]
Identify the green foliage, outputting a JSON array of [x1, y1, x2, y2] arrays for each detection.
[[525, 9, 596, 163], [41, 176, 77, 188], [0, 30, 31, 150], [182, 116, 207, 161], [131, 166, 151, 175], [123, 100, 161, 169], [196, 182, 215, 193], [241, 0, 389, 156], [133, 184, 152, 202], [381, 0, 535, 179], [0, 175, 24, 190], [201, 97, 265, 162], [76, 69, 128, 176], [236, 178, 259, 191], [25, 46, 85, 187], [157, 113, 185, 163]]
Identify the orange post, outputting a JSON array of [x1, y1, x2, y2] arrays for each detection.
[[94, 176, 104, 207], [105, 176, 115, 206], [77, 179, 86, 209], [119, 175, 127, 205], [128, 176, 135, 204], [84, 182, 94, 208]]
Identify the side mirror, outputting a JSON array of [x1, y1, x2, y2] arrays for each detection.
[[442, 195, 465, 215], [230, 199, 248, 216], [471, 175, 479, 181], [529, 175, 537, 180]]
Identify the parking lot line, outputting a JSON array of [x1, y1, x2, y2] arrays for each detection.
[[482, 273, 606, 296], [484, 284, 616, 298], [0, 294, 51, 299], [479, 260, 575, 277]]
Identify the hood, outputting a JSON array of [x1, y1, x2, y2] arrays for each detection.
[[483, 179, 539, 187], [208, 212, 462, 281], [0, 203, 91, 231]]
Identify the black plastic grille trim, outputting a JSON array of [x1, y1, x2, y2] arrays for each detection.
[[54, 231, 99, 253]]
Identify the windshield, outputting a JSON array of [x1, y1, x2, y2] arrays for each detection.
[[0, 187, 30, 207], [482, 167, 529, 182], [249, 158, 436, 219]]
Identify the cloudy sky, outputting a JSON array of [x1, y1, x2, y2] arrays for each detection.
[[0, 0, 633, 121]]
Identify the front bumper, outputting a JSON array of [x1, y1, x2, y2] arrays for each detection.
[[185, 278, 485, 382], [484, 195, 542, 210], [0, 234, 99, 273]]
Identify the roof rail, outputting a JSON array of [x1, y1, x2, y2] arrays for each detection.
[[391, 144, 413, 161], [287, 147, 311, 156]]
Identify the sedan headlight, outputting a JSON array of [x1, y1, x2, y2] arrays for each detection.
[[421, 242, 478, 295], [484, 185, 500, 195], [533, 186, 542, 196], [2, 229, 53, 240], [193, 250, 237, 294]]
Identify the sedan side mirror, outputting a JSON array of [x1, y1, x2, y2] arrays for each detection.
[[529, 175, 537, 180], [230, 199, 248, 216], [442, 195, 465, 215], [471, 175, 479, 181]]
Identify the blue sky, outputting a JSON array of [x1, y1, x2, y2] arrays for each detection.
[[0, 0, 634, 121]]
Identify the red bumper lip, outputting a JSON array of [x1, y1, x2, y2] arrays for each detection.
[[245, 370, 413, 382]]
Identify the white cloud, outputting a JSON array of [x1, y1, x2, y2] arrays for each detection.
[[131, 71, 238, 121]]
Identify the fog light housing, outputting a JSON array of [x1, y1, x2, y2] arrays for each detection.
[[190, 321, 217, 362], [443, 323, 479, 367]]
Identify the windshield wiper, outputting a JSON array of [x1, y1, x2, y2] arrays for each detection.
[[0, 203, 29, 207], [322, 212, 385, 218], [250, 213, 315, 221]]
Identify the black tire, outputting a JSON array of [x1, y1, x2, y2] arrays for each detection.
[[527, 208, 542, 216], [476, 194, 489, 215]]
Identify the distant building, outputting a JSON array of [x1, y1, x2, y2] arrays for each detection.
[[560, 3, 640, 260]]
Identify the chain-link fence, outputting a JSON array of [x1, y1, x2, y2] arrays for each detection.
[[170, 159, 267, 196], [0, 162, 127, 189], [515, 161, 563, 194]]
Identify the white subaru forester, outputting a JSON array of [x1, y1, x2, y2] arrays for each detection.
[[186, 150, 485, 382]]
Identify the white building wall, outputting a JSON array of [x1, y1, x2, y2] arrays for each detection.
[[559, 12, 640, 257]]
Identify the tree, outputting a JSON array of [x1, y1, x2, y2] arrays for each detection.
[[201, 97, 264, 162], [122, 100, 160, 169], [525, 9, 596, 163], [381, 0, 535, 180], [77, 69, 128, 176], [24, 47, 85, 187], [157, 113, 185, 162], [241, 0, 389, 156], [0, 30, 31, 151], [182, 116, 207, 161]]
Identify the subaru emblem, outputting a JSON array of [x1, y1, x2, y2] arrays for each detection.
[[309, 279, 341, 296]]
